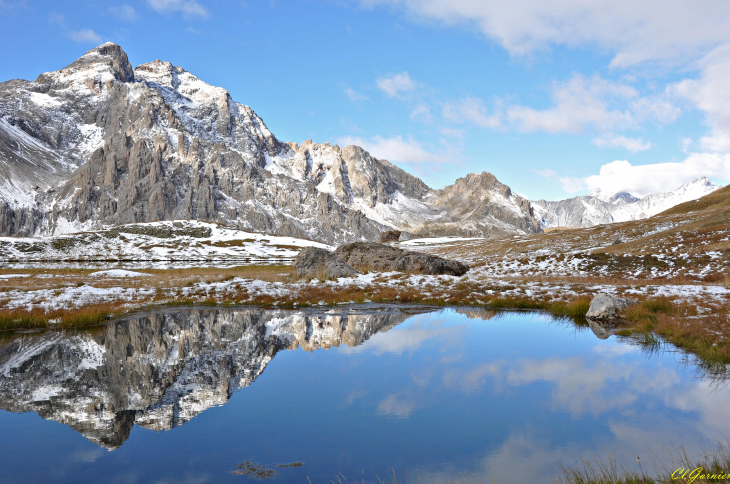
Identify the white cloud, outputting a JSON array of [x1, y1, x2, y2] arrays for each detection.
[[679, 137, 693, 154], [671, 45, 730, 152], [582, 153, 730, 197], [410, 104, 432, 122], [147, 0, 208, 17], [359, 0, 730, 68], [592, 135, 652, 153], [443, 96, 501, 128], [534, 169, 585, 192], [534, 168, 556, 179], [506, 74, 637, 134], [360, 0, 730, 151], [69, 29, 102, 43], [376, 72, 417, 97], [110, 4, 138, 21], [338, 134, 444, 164], [344, 86, 368, 102], [48, 12, 65, 26]]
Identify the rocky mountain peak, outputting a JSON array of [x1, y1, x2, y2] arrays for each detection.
[[31, 42, 134, 95], [134, 59, 231, 107], [607, 192, 640, 204], [64, 42, 133, 82], [440, 171, 512, 202]]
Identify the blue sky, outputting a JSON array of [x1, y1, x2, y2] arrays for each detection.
[[2, 0, 730, 200]]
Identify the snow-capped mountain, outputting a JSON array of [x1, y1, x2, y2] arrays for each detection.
[[531, 177, 721, 229], [0, 43, 540, 243]]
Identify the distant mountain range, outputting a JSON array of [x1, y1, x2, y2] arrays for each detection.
[[0, 43, 720, 242], [530, 177, 720, 229]]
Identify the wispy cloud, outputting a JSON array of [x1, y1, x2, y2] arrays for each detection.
[[344, 86, 368, 102], [110, 4, 138, 21], [147, 0, 208, 18], [358, 0, 730, 68], [338, 134, 444, 164], [506, 74, 638, 135], [443, 96, 501, 128], [69, 28, 102, 43], [49, 13, 103, 44], [376, 72, 417, 98], [593, 134, 653, 153], [534, 168, 585, 193]]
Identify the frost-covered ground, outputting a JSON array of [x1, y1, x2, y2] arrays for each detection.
[[0, 220, 330, 264], [2, 267, 728, 314], [1, 207, 729, 315]]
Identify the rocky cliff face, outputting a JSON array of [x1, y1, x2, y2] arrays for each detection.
[[0, 43, 541, 242], [0, 307, 413, 448], [531, 177, 721, 229]]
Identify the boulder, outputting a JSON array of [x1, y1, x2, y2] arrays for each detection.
[[380, 230, 402, 243], [586, 294, 636, 321], [334, 242, 469, 276], [294, 247, 359, 280]]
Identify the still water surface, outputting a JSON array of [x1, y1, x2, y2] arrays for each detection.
[[0, 306, 727, 483]]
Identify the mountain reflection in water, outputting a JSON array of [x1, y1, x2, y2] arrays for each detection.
[[1, 306, 730, 484], [0, 306, 441, 449]]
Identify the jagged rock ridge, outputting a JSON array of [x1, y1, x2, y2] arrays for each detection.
[[0, 43, 541, 243]]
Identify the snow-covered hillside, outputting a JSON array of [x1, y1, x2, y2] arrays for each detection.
[[531, 177, 720, 229], [0, 220, 330, 263]]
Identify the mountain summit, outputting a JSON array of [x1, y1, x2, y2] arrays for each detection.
[[0, 43, 541, 242]]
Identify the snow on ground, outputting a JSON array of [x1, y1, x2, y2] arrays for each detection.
[[0, 220, 332, 263], [400, 236, 486, 248], [90, 270, 151, 278], [0, 274, 31, 279], [2, 285, 155, 311]]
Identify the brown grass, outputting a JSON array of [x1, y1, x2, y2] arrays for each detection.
[[0, 302, 124, 331]]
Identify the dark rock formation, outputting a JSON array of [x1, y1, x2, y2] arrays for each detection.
[[334, 242, 469, 276], [380, 230, 401, 243], [294, 247, 359, 280]]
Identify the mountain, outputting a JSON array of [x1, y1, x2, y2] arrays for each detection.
[[0, 43, 541, 243], [0, 307, 413, 448], [530, 177, 720, 229]]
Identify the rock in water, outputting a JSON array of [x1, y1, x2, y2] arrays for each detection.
[[294, 247, 359, 280], [380, 230, 401, 243], [586, 294, 636, 321], [334, 242, 469, 276]]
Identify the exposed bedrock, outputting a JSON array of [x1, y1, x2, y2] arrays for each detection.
[[334, 242, 469, 276]]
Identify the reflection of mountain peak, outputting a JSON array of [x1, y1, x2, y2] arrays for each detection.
[[0, 308, 413, 448]]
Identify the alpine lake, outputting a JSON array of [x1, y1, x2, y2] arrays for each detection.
[[0, 305, 727, 483]]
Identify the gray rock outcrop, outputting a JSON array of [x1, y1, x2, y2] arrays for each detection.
[[334, 242, 469, 276], [586, 294, 636, 321], [294, 247, 359, 280]]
